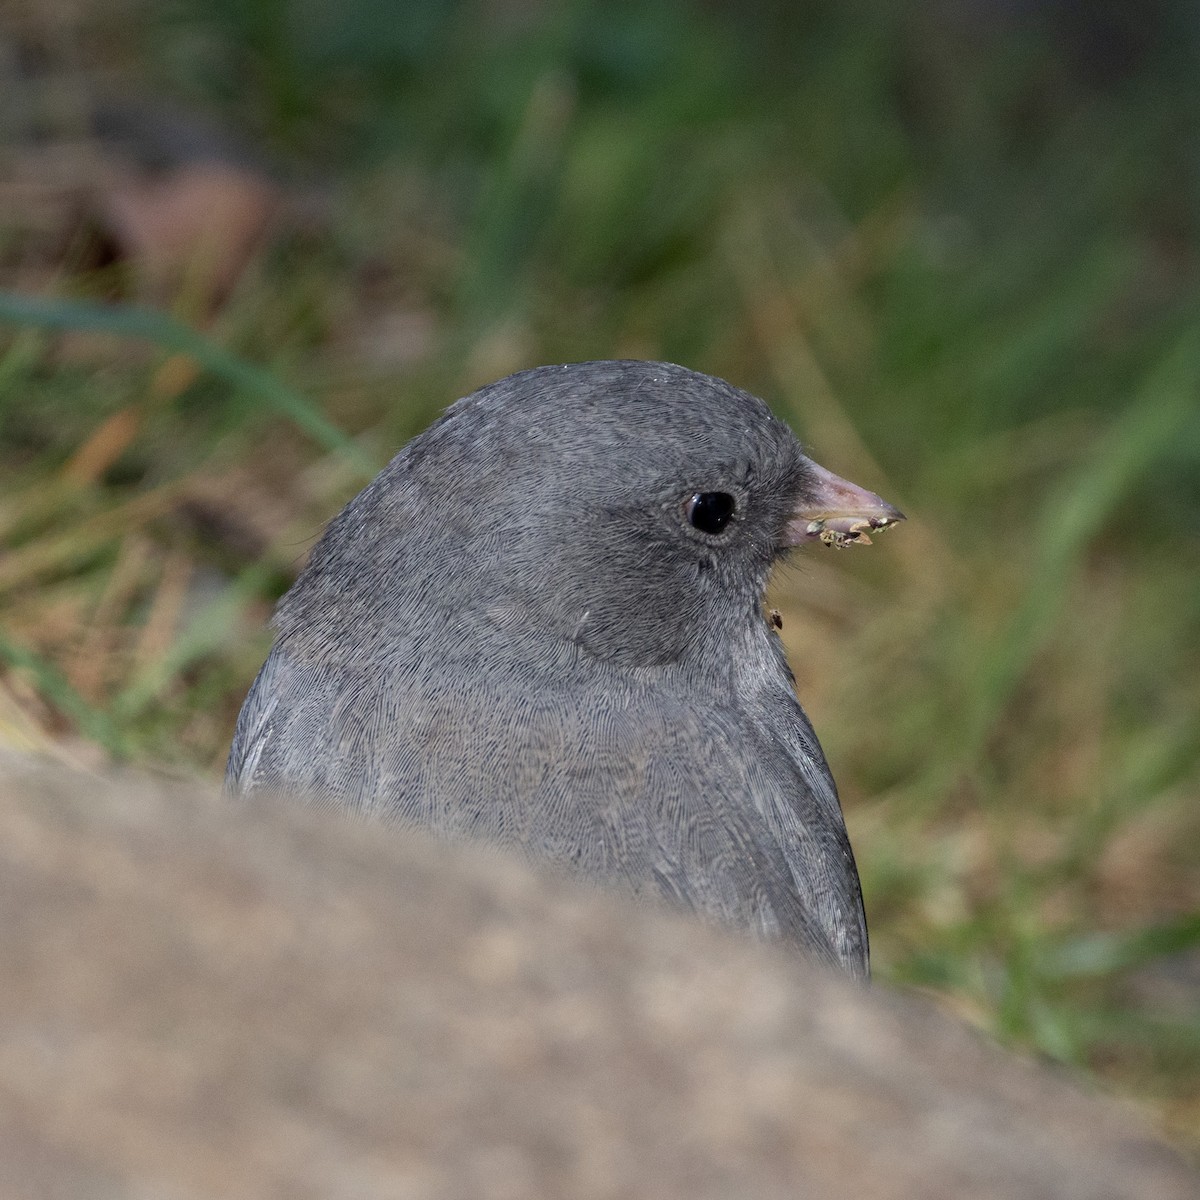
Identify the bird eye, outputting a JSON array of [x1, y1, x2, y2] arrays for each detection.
[[684, 491, 736, 535]]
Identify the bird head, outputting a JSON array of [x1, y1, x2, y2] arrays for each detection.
[[280, 361, 902, 671]]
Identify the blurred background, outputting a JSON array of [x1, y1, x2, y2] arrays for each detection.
[[1, 0, 1198, 1158]]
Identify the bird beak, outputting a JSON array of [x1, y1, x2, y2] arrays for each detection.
[[786, 459, 905, 548]]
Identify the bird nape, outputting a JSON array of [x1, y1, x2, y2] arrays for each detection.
[[227, 360, 904, 979]]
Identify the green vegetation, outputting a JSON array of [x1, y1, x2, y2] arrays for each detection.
[[1, 0, 1197, 1153]]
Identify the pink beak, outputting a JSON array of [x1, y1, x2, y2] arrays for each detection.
[[786, 458, 904, 548]]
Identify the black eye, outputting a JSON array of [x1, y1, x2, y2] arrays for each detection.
[[685, 491, 736, 535]]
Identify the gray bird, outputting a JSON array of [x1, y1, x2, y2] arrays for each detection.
[[227, 361, 903, 978]]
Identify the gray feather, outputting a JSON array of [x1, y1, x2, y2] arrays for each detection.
[[228, 360, 871, 977]]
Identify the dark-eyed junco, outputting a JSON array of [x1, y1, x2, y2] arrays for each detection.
[[227, 361, 903, 977]]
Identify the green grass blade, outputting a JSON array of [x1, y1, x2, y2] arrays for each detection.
[[1046, 913, 1200, 980], [964, 334, 1200, 765], [0, 290, 376, 476], [0, 632, 129, 757], [110, 562, 276, 722]]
